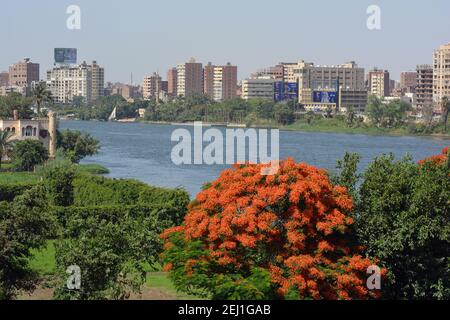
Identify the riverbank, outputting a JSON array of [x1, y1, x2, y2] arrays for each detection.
[[134, 118, 450, 139]]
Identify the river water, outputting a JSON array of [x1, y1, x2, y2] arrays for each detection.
[[60, 120, 449, 196]]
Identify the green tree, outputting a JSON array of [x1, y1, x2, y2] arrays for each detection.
[[57, 130, 100, 163], [11, 140, 48, 171], [356, 153, 450, 299], [331, 152, 361, 203], [32, 81, 52, 115], [274, 102, 295, 125], [72, 96, 86, 108], [42, 162, 76, 207], [0, 93, 34, 119], [346, 107, 356, 127], [53, 204, 182, 300], [0, 130, 15, 169], [366, 95, 384, 127], [0, 185, 54, 299]]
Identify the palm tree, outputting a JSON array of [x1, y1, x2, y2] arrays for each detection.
[[0, 130, 15, 169], [441, 96, 450, 132], [32, 81, 52, 116]]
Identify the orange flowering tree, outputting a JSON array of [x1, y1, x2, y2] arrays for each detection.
[[161, 158, 383, 300], [419, 147, 449, 167]]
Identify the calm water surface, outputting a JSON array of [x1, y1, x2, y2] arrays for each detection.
[[60, 120, 449, 196]]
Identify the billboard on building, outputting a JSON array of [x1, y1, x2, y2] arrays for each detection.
[[313, 91, 337, 103], [54, 48, 77, 64], [274, 81, 285, 102], [274, 82, 298, 102], [286, 82, 298, 100]]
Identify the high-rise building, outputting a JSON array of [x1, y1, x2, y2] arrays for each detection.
[[416, 65, 434, 111], [241, 79, 275, 100], [142, 72, 162, 100], [161, 81, 168, 93], [167, 68, 178, 97], [294, 61, 366, 111], [0, 72, 9, 86], [177, 58, 203, 97], [204, 62, 238, 101], [368, 69, 390, 98], [400, 71, 417, 92], [433, 43, 450, 112], [88, 61, 104, 102], [203, 63, 215, 99], [46, 62, 93, 104], [8, 58, 40, 95]]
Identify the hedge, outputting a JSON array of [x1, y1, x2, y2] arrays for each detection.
[[0, 183, 39, 202], [52, 203, 184, 236]]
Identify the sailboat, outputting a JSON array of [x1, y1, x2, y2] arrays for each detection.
[[108, 107, 117, 122]]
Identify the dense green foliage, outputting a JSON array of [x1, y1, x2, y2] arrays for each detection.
[[31, 81, 52, 115], [366, 95, 411, 128], [163, 232, 276, 300], [52, 202, 187, 300], [42, 162, 76, 207], [57, 130, 100, 163], [43, 169, 190, 300], [334, 151, 450, 299], [11, 140, 49, 171], [0, 183, 38, 202], [0, 186, 55, 299], [0, 93, 34, 120]]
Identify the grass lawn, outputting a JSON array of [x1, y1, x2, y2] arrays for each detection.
[[77, 163, 110, 175], [0, 171, 40, 184], [29, 240, 56, 276]]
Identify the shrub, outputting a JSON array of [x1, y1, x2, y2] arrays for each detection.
[[42, 162, 76, 207], [356, 149, 450, 299], [52, 203, 182, 300], [0, 185, 55, 299], [11, 140, 48, 172], [57, 130, 100, 163], [73, 175, 147, 206], [161, 159, 383, 300], [139, 186, 190, 224], [0, 183, 38, 202]]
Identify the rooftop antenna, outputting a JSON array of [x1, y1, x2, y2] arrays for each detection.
[[131, 72, 133, 86]]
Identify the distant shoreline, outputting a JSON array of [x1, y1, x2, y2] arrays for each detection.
[[59, 118, 450, 140]]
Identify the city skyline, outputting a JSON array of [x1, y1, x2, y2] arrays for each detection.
[[2, 0, 450, 83]]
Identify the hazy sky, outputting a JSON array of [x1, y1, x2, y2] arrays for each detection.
[[1, 0, 449, 83]]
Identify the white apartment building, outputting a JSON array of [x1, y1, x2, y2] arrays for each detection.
[[142, 72, 162, 100], [47, 64, 91, 104], [241, 79, 275, 100], [213, 66, 223, 102], [46, 61, 104, 104], [433, 43, 450, 111]]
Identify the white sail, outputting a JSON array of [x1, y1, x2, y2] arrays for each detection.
[[108, 107, 117, 122]]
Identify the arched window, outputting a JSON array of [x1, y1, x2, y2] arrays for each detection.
[[11, 127, 15, 134], [33, 128, 37, 136], [25, 126, 33, 137]]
